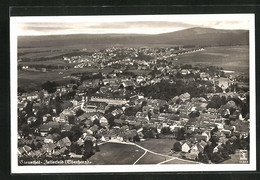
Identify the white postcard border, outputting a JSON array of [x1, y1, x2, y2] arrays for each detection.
[[10, 14, 256, 173]]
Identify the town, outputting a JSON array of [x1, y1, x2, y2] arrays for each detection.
[[17, 46, 250, 165]]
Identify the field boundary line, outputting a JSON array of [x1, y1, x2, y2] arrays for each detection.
[[106, 141, 201, 164], [157, 157, 176, 165], [133, 150, 147, 165], [174, 157, 201, 164]]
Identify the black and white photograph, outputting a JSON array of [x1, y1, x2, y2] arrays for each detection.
[[10, 14, 256, 173]]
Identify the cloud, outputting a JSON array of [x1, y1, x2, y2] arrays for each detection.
[[17, 18, 250, 36]]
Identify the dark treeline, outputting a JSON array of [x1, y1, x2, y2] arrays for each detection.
[[19, 51, 93, 62], [18, 64, 69, 70], [137, 80, 216, 100]]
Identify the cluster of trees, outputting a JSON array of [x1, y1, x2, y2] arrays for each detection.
[[208, 95, 249, 117], [18, 64, 68, 70], [41, 81, 58, 93], [207, 95, 228, 109], [142, 126, 158, 139], [80, 72, 103, 82], [137, 80, 215, 100]]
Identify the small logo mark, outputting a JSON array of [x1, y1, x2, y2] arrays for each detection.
[[239, 150, 248, 163]]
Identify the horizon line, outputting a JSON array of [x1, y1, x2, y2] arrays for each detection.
[[17, 27, 249, 37]]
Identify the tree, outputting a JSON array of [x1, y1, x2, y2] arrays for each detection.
[[49, 127, 61, 135], [68, 115, 75, 124], [176, 128, 185, 140], [93, 119, 100, 127], [173, 141, 182, 152], [141, 101, 147, 108], [219, 145, 230, 160], [60, 131, 72, 140], [41, 81, 57, 93], [211, 152, 224, 163], [161, 127, 171, 135], [24, 101, 34, 116], [133, 134, 140, 142], [198, 152, 209, 163], [189, 111, 200, 119], [104, 113, 115, 127], [203, 144, 214, 160], [82, 140, 94, 160], [76, 109, 84, 117], [70, 125, 82, 142], [124, 107, 138, 116], [70, 142, 82, 154]]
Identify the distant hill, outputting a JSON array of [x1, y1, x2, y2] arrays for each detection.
[[18, 27, 249, 48]]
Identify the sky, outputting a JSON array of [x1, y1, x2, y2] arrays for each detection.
[[15, 15, 251, 36]]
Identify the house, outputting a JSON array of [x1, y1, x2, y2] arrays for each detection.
[[180, 69, 190, 75], [44, 134, 54, 144], [121, 80, 134, 88], [201, 131, 211, 141], [99, 116, 108, 125], [39, 123, 59, 136], [193, 135, 208, 142], [185, 153, 197, 161], [136, 76, 145, 83], [114, 119, 125, 126], [213, 144, 223, 153], [41, 143, 57, 154], [182, 142, 192, 153], [190, 143, 204, 154], [29, 150, 41, 158], [44, 133, 60, 143], [25, 92, 39, 101], [59, 109, 75, 122], [200, 72, 209, 79], [60, 124, 73, 132], [27, 116, 37, 125], [215, 78, 231, 91], [112, 108, 123, 116], [35, 136, 45, 141], [53, 147, 68, 156], [90, 125, 99, 134], [23, 145, 32, 155], [128, 121, 142, 129], [219, 137, 229, 144], [221, 129, 231, 136], [78, 113, 91, 121], [56, 86, 67, 93], [125, 116, 135, 123], [57, 137, 71, 148]]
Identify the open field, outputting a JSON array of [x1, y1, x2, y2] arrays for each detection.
[[135, 152, 171, 164], [173, 46, 249, 75], [162, 158, 199, 164], [19, 59, 75, 67], [18, 67, 112, 89], [88, 142, 145, 165], [220, 150, 242, 164], [136, 139, 176, 155]]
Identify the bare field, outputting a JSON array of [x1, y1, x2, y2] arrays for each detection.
[[136, 139, 176, 155], [220, 150, 241, 164], [136, 152, 171, 164], [173, 46, 249, 75], [88, 142, 145, 165], [162, 158, 199, 164]]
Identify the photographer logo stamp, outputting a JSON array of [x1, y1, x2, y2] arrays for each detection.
[[239, 150, 248, 164]]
